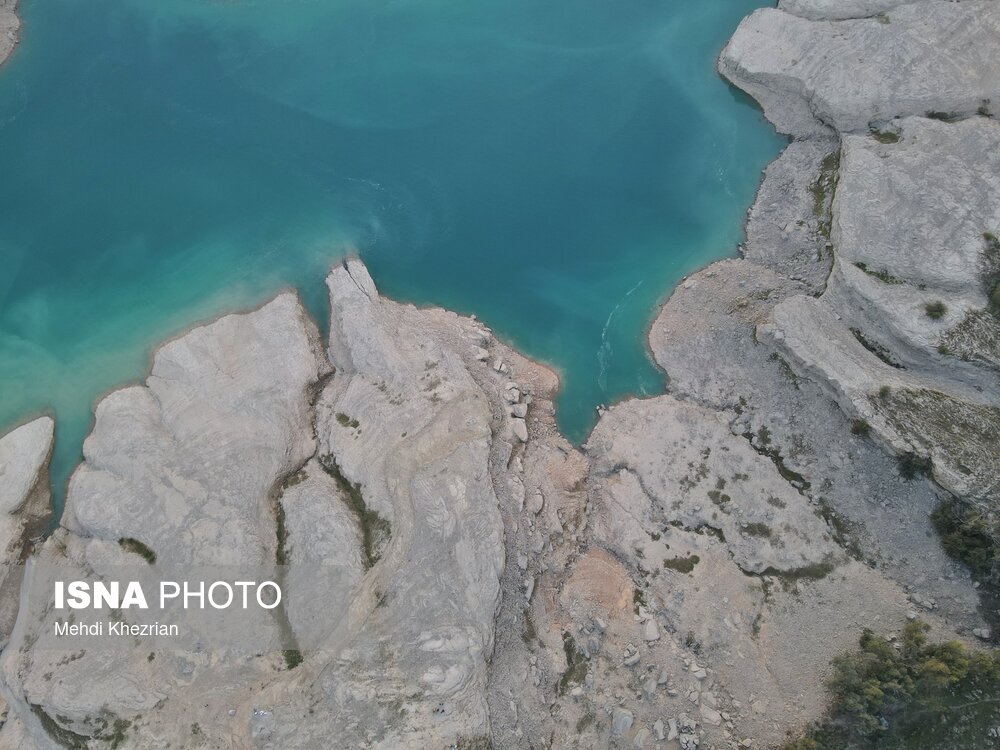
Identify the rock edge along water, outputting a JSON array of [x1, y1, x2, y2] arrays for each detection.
[[0, 0, 999, 747]]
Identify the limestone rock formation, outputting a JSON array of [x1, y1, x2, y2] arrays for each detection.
[[0, 0, 998, 747], [1, 294, 328, 747], [0, 417, 52, 645], [720, 1, 1000, 136]]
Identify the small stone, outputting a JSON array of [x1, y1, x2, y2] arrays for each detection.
[[667, 718, 679, 740], [973, 627, 992, 640], [512, 402, 528, 418], [643, 678, 658, 699], [653, 719, 666, 741], [472, 346, 489, 362], [611, 708, 634, 737], [624, 651, 641, 667], [633, 727, 651, 749], [700, 704, 722, 726], [511, 418, 528, 443], [643, 619, 660, 642]]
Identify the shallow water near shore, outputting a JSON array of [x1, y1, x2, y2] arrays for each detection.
[[0, 0, 781, 509]]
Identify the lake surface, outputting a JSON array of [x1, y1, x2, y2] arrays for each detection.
[[0, 0, 782, 507]]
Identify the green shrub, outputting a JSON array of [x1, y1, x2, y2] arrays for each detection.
[[780, 621, 1000, 749], [850, 419, 870, 437], [853, 261, 903, 285], [283, 649, 303, 670], [897, 452, 932, 480], [558, 632, 587, 694], [932, 501, 999, 590], [743, 522, 773, 538], [663, 555, 700, 574], [119, 538, 156, 565], [318, 454, 390, 569], [924, 301, 947, 320]]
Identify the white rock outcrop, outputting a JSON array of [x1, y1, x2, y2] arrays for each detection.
[[720, 2, 1000, 136], [0, 417, 52, 643]]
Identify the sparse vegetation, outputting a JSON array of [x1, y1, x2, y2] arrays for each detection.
[[318, 453, 391, 569], [119, 537, 156, 565], [558, 632, 588, 694], [985, 232, 1000, 312], [933, 502, 999, 589], [932, 499, 1000, 631], [30, 706, 132, 750], [632, 586, 646, 614], [817, 498, 863, 561], [850, 328, 903, 368], [275, 500, 290, 565], [576, 710, 597, 732], [850, 419, 870, 437], [770, 353, 801, 388], [283, 649, 303, 670], [708, 489, 731, 508], [924, 301, 947, 320], [926, 110, 960, 122], [870, 129, 898, 143], [779, 621, 1000, 749], [335, 412, 360, 429], [743, 522, 773, 539], [31, 704, 90, 749], [684, 630, 702, 655], [762, 560, 835, 588], [897, 451, 932, 480], [662, 554, 700, 574], [853, 262, 904, 285], [455, 736, 493, 750], [810, 150, 841, 240], [743, 427, 811, 491], [282, 468, 307, 488]]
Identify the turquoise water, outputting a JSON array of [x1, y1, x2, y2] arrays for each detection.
[[0, 0, 782, 506]]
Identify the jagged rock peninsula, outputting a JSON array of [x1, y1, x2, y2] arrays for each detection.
[[0, 0, 997, 748]]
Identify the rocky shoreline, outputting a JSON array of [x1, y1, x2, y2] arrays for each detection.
[[0, 1, 998, 748], [0, 1, 18, 68]]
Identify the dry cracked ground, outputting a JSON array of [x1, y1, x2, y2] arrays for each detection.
[[0, 0, 998, 748]]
